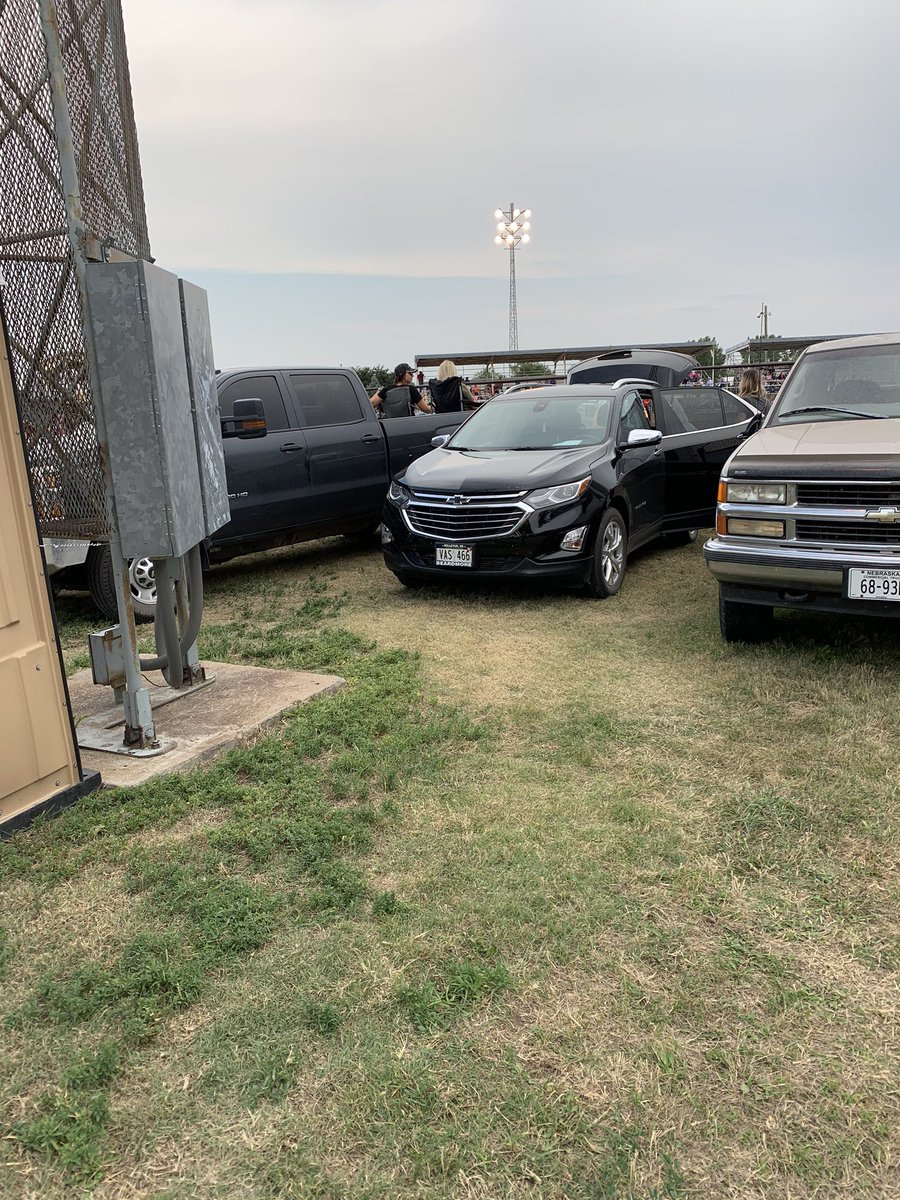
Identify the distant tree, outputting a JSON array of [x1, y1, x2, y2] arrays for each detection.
[[686, 337, 725, 368], [474, 366, 500, 382], [352, 365, 392, 389], [511, 361, 551, 377]]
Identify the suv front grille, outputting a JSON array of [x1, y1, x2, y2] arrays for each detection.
[[405, 492, 528, 540], [796, 519, 900, 546], [796, 482, 900, 507]]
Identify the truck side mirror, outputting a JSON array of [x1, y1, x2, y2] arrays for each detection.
[[431, 434, 451, 448], [221, 398, 267, 438]]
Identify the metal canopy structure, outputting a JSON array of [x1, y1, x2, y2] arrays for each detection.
[[723, 333, 877, 362], [414, 340, 715, 372]]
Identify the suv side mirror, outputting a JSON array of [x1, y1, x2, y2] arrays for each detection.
[[221, 398, 267, 438], [622, 428, 662, 449], [740, 412, 763, 439], [431, 434, 451, 448]]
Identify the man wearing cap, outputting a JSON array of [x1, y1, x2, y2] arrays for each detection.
[[371, 363, 432, 417]]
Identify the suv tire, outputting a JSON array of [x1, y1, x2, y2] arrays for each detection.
[[719, 591, 774, 643], [586, 509, 627, 599]]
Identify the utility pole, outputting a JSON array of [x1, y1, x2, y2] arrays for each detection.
[[756, 303, 771, 364]]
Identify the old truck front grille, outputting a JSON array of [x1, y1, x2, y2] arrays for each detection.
[[796, 482, 900, 507], [796, 519, 900, 546], [405, 490, 529, 540]]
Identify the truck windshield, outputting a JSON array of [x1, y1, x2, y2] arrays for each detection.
[[773, 344, 900, 424], [448, 394, 613, 451]]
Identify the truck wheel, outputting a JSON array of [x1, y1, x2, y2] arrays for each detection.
[[586, 509, 627, 598], [86, 544, 156, 623], [718, 591, 774, 643], [342, 522, 380, 543]]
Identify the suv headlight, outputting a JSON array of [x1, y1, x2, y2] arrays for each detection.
[[527, 476, 591, 507], [726, 482, 787, 504], [388, 479, 411, 506]]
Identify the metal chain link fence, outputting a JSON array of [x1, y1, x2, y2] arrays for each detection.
[[0, 0, 150, 541]]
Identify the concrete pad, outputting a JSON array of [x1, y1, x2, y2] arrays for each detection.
[[68, 661, 345, 788]]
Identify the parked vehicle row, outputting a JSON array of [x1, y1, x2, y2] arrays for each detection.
[[52, 337, 900, 646]]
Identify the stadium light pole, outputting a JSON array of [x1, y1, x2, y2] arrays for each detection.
[[494, 203, 531, 352]]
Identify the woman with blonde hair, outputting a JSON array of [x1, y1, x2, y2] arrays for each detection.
[[738, 366, 768, 412], [428, 359, 477, 413]]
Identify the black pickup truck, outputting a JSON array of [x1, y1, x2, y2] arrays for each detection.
[[62, 368, 464, 619]]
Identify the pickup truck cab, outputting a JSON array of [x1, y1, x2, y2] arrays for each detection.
[[382, 380, 758, 595], [704, 333, 900, 641], [54, 368, 463, 619]]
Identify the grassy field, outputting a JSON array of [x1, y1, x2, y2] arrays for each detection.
[[1, 535, 898, 1199]]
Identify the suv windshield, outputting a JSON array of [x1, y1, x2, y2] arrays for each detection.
[[773, 344, 900, 424], [448, 393, 613, 451]]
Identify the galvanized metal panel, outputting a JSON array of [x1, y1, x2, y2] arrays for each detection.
[[86, 260, 204, 559], [179, 279, 230, 536]]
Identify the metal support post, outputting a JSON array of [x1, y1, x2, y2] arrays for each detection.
[[38, 0, 156, 749]]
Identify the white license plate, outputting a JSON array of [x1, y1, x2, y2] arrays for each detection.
[[847, 568, 900, 601], [436, 544, 473, 567]]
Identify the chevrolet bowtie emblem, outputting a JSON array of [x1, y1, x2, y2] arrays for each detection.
[[864, 507, 900, 524], [448, 495, 470, 505]]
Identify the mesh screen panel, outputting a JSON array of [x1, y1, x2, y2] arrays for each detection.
[[0, 0, 150, 540]]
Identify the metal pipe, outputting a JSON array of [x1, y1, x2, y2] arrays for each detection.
[[139, 544, 204, 674], [151, 558, 182, 690]]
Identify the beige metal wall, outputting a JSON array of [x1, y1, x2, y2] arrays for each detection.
[[0, 317, 82, 826]]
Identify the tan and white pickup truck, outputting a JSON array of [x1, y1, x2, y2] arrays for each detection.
[[704, 333, 900, 641]]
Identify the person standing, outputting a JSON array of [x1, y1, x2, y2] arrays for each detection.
[[427, 360, 476, 413], [738, 367, 768, 412], [371, 363, 432, 417]]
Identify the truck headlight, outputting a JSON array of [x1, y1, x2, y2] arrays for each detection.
[[726, 482, 787, 504], [388, 480, 411, 506], [727, 518, 785, 538], [527, 476, 591, 507]]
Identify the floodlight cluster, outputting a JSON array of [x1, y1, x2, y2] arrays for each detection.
[[493, 206, 532, 249]]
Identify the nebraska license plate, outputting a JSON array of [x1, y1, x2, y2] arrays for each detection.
[[847, 567, 900, 601], [436, 544, 473, 567]]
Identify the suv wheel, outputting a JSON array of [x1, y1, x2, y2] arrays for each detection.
[[719, 591, 774, 643], [586, 509, 627, 598]]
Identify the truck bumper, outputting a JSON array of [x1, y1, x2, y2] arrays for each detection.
[[704, 537, 900, 618]]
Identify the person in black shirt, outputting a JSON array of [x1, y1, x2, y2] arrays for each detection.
[[371, 363, 432, 417]]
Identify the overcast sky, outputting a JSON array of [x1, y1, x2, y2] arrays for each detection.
[[121, 0, 900, 371]]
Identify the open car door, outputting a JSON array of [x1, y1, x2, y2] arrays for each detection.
[[656, 388, 756, 529]]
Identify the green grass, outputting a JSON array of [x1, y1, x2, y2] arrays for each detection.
[[3, 542, 899, 1197]]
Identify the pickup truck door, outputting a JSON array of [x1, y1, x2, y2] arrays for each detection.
[[213, 372, 311, 545], [379, 410, 467, 476], [614, 390, 665, 542], [656, 387, 750, 528], [287, 372, 388, 526]]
